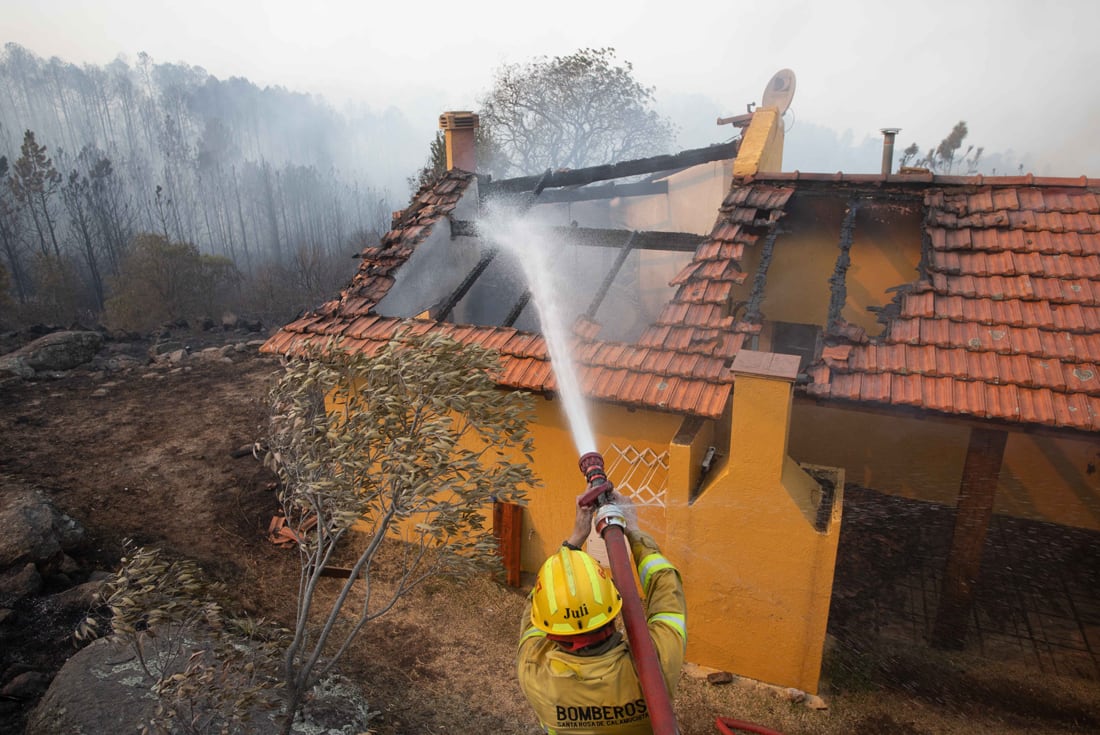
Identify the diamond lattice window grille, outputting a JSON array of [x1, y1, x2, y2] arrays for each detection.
[[601, 443, 669, 508]]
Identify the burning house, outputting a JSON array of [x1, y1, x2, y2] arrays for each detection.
[[263, 72, 1100, 693]]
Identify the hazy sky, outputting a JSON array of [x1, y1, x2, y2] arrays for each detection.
[[7, 0, 1100, 175]]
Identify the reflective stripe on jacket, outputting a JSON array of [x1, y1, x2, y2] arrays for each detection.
[[517, 530, 686, 734]]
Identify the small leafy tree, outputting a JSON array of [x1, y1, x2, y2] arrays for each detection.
[[409, 127, 502, 191], [264, 328, 537, 734], [104, 233, 240, 330], [409, 130, 448, 192], [77, 544, 285, 734], [478, 47, 674, 178]]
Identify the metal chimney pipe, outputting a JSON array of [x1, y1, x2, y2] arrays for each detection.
[[880, 128, 901, 175]]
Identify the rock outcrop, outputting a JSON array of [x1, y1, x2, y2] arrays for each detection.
[[0, 330, 104, 380]]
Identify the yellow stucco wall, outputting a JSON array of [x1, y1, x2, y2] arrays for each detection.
[[519, 398, 683, 570], [789, 401, 1100, 531], [533, 159, 731, 236], [518, 375, 842, 693], [664, 370, 841, 692], [732, 107, 784, 177]]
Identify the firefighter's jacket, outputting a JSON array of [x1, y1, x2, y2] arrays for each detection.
[[517, 529, 687, 734]]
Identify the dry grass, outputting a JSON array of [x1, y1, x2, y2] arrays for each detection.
[[288, 545, 1100, 735]]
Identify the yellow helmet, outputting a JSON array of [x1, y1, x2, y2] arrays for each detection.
[[531, 548, 622, 635]]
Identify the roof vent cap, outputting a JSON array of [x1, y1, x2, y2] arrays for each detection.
[[439, 111, 479, 130]]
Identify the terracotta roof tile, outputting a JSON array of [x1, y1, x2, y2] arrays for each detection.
[[1030, 358, 1067, 392], [1016, 388, 1052, 424], [1038, 330, 1076, 360], [923, 376, 956, 413], [902, 291, 935, 318], [1089, 396, 1100, 431], [856, 372, 886, 401], [821, 343, 852, 365], [644, 376, 675, 409], [1064, 363, 1100, 395], [826, 370, 854, 398], [809, 180, 1100, 430], [936, 347, 970, 378], [955, 379, 987, 416], [1073, 333, 1100, 358], [991, 188, 1021, 211], [986, 383, 1022, 421], [1051, 392, 1091, 430], [698, 385, 733, 417], [888, 319, 921, 344]]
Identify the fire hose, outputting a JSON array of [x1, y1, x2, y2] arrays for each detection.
[[577, 452, 680, 735], [576, 452, 786, 735]]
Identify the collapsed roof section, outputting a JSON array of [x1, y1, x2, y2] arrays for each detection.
[[799, 173, 1100, 432], [262, 116, 1100, 434]]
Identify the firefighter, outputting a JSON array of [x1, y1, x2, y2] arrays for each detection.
[[517, 492, 686, 734]]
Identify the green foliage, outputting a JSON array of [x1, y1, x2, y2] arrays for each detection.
[[410, 128, 501, 191], [104, 233, 240, 330], [77, 543, 286, 734], [264, 327, 538, 733], [410, 131, 448, 192], [478, 47, 674, 177]]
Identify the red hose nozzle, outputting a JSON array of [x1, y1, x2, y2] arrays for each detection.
[[578, 452, 613, 507]]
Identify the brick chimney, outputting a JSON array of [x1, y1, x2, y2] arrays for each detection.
[[439, 111, 479, 172]]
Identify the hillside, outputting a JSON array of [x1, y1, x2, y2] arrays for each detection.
[[1, 327, 1098, 734]]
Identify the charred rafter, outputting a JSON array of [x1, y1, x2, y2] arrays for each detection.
[[742, 226, 781, 324], [826, 200, 862, 334], [481, 141, 739, 195], [503, 290, 531, 327], [450, 221, 702, 253], [586, 232, 638, 320], [435, 248, 498, 322]]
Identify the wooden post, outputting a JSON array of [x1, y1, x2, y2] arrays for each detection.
[[931, 426, 1008, 649], [493, 500, 523, 587]]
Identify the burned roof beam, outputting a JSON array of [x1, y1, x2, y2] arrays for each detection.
[[586, 231, 638, 320], [435, 248, 498, 323], [449, 221, 702, 252], [826, 200, 862, 334], [532, 180, 668, 204], [503, 290, 531, 328], [483, 141, 739, 195], [742, 226, 781, 323]]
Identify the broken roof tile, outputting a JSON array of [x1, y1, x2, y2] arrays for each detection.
[[821, 343, 852, 365]]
